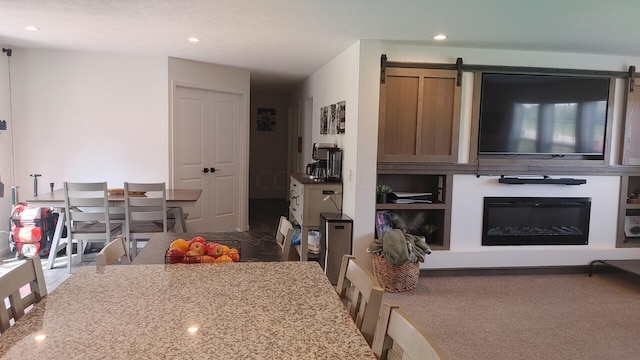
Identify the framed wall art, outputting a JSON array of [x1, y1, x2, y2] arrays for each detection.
[[320, 101, 345, 135], [257, 108, 276, 131]]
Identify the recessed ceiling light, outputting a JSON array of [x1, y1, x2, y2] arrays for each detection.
[[25, 25, 39, 31], [433, 34, 447, 41], [188, 37, 200, 43]]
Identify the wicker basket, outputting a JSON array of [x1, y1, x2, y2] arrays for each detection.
[[371, 253, 420, 292]]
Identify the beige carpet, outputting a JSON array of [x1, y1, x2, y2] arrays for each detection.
[[383, 271, 640, 360]]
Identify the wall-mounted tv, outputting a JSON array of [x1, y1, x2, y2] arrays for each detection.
[[478, 73, 610, 159]]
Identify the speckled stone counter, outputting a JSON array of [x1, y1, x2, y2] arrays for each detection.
[[0, 262, 376, 359]]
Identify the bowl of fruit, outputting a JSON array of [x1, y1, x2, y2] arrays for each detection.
[[165, 236, 240, 264]]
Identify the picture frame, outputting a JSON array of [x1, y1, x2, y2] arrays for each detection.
[[257, 108, 276, 131]]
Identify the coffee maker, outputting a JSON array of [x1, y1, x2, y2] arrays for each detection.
[[306, 143, 342, 182], [325, 147, 342, 182]]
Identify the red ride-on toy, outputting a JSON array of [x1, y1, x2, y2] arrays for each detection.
[[9, 203, 56, 258]]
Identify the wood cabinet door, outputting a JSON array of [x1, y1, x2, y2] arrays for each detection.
[[378, 68, 461, 163], [623, 81, 640, 165]]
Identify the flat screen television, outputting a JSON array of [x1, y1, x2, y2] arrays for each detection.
[[477, 73, 610, 159]]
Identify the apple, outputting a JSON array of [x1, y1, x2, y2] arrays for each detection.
[[189, 242, 206, 255], [205, 243, 225, 258], [212, 244, 225, 258], [166, 247, 185, 263], [189, 236, 207, 247], [184, 250, 201, 263], [201, 255, 216, 263], [206, 243, 221, 257]]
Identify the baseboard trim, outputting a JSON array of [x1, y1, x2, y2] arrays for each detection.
[[420, 265, 623, 277]]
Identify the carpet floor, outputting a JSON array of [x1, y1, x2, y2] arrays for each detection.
[[383, 271, 640, 360]]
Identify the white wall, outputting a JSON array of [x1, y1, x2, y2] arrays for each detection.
[[11, 49, 169, 191], [0, 47, 13, 256], [297, 40, 640, 269], [0, 49, 167, 256], [0, 52, 253, 256], [249, 91, 289, 199], [293, 42, 374, 260]]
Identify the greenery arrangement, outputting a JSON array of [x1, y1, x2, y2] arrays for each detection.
[[420, 224, 437, 235], [376, 184, 393, 204]]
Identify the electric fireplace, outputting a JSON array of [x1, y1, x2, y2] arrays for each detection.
[[482, 197, 591, 246]]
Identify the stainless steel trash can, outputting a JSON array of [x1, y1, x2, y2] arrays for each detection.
[[319, 213, 353, 285]]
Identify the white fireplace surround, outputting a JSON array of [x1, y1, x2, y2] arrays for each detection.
[[423, 175, 636, 269]]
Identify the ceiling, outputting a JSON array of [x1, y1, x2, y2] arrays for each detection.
[[1, 0, 639, 91]]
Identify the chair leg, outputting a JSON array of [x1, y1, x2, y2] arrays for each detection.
[[67, 237, 73, 274], [124, 236, 131, 261], [131, 238, 137, 258]]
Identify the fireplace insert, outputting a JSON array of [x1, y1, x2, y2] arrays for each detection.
[[482, 197, 591, 246]]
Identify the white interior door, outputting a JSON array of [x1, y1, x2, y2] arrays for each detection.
[[173, 85, 244, 232]]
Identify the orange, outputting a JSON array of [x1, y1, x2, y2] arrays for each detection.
[[170, 238, 190, 253], [228, 248, 240, 262], [220, 245, 230, 255], [215, 255, 233, 263]]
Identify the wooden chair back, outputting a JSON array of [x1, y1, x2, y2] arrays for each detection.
[[372, 302, 448, 360], [96, 235, 130, 266], [64, 181, 123, 273], [336, 254, 384, 345], [124, 182, 175, 257], [0, 257, 47, 333], [275, 216, 295, 261]]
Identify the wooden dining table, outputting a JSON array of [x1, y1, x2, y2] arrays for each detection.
[[26, 188, 202, 269], [0, 262, 377, 359]]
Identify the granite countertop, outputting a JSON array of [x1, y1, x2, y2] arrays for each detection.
[[0, 262, 375, 360]]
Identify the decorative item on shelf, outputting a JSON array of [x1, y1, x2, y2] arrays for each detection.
[[419, 224, 438, 243], [367, 228, 431, 292], [375, 211, 393, 239], [628, 190, 640, 204], [624, 216, 640, 237], [388, 210, 425, 234], [376, 184, 392, 204]]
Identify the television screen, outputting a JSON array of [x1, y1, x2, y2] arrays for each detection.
[[478, 73, 610, 158]]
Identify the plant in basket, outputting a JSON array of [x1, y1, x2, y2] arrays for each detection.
[[367, 228, 431, 292]]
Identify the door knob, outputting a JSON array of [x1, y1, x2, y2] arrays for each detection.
[[203, 168, 209, 173]]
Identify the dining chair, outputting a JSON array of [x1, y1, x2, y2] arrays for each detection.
[[336, 254, 384, 346], [64, 181, 123, 273], [124, 182, 175, 258], [96, 235, 130, 266], [0, 257, 47, 333], [372, 302, 448, 360], [276, 216, 295, 261]]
